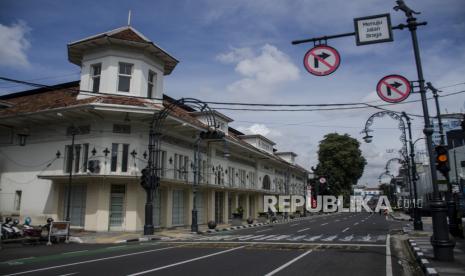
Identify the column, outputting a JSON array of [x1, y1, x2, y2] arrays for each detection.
[[223, 191, 229, 224], [207, 189, 215, 222], [244, 194, 250, 219], [164, 187, 173, 228], [187, 188, 193, 227]]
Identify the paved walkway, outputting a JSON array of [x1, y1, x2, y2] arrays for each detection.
[[401, 214, 465, 276]]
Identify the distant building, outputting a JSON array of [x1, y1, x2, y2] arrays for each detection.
[[431, 113, 463, 146]]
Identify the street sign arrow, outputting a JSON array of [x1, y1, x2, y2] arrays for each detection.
[[386, 81, 403, 96], [314, 52, 331, 68]]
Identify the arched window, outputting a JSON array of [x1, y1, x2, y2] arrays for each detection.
[[262, 175, 271, 190]]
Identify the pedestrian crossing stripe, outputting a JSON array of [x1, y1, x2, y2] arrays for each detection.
[[171, 234, 387, 243]]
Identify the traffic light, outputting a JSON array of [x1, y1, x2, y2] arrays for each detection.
[[140, 167, 151, 189], [435, 145, 450, 178]]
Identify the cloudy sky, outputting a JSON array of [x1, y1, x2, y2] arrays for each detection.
[[1, 0, 465, 186]]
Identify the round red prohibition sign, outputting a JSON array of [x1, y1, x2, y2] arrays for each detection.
[[303, 45, 341, 76], [376, 75, 411, 103]]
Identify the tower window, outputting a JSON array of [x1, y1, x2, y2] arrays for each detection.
[[91, 64, 101, 93], [118, 62, 133, 92], [147, 70, 156, 99]]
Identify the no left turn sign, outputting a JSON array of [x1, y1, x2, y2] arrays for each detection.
[[303, 45, 341, 76], [376, 74, 411, 103]]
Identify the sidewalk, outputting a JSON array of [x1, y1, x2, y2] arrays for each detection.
[[402, 214, 465, 276]]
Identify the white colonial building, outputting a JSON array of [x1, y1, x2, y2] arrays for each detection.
[[0, 26, 308, 232]]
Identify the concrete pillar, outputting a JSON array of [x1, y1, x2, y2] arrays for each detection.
[[233, 193, 239, 213], [257, 193, 264, 214], [244, 194, 250, 219], [125, 183, 138, 231], [164, 187, 173, 228], [223, 191, 229, 224], [207, 189, 215, 222], [187, 188, 193, 227]]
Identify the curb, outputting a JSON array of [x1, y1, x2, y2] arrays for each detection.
[[407, 239, 439, 276], [203, 216, 314, 233], [115, 236, 161, 244]]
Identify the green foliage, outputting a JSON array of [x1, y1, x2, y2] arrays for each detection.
[[314, 133, 367, 196]]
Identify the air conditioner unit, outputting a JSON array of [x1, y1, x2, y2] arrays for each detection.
[[88, 160, 100, 174]]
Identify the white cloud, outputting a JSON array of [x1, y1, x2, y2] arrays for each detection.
[[0, 21, 31, 68], [217, 44, 300, 97], [237, 123, 282, 138]]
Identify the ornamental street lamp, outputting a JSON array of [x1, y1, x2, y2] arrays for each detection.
[[143, 98, 221, 235], [394, 0, 454, 260], [385, 157, 412, 213], [362, 111, 423, 229]]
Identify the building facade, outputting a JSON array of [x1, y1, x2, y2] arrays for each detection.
[[0, 26, 308, 232]]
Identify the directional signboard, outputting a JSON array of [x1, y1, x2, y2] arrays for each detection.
[[354, 13, 393, 46], [376, 74, 411, 103], [303, 45, 341, 76]]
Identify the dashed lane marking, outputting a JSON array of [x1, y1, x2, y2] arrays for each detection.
[[264, 250, 313, 276], [297, 227, 311, 233], [320, 223, 329, 226], [342, 227, 350, 233], [255, 228, 273, 233]]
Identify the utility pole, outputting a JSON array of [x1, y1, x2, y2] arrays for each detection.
[[394, 0, 454, 260], [427, 82, 463, 237]]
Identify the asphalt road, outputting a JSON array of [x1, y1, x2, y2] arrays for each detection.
[[0, 212, 407, 276]]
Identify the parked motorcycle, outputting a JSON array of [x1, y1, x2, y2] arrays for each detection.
[[1, 217, 14, 240]]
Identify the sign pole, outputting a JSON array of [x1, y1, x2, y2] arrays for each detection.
[[394, 0, 454, 261]]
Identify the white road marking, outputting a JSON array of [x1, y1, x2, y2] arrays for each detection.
[[239, 235, 265, 241], [287, 235, 307, 241], [264, 250, 313, 276], [377, 235, 387, 242], [342, 227, 350, 233], [386, 234, 392, 276], [353, 222, 359, 226], [304, 235, 323, 242], [266, 235, 291, 241], [297, 227, 311, 233], [321, 235, 338, 241], [362, 234, 372, 242], [254, 235, 277, 241], [320, 223, 329, 226], [164, 241, 386, 247], [255, 228, 272, 233], [56, 273, 78, 276], [290, 223, 300, 227], [339, 235, 354, 242], [3, 246, 180, 276], [128, 246, 247, 276], [335, 219, 340, 222]]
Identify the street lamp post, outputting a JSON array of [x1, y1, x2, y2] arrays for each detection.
[[362, 111, 423, 228], [427, 82, 462, 237], [394, 0, 455, 260], [403, 112, 423, 230], [143, 98, 221, 235]]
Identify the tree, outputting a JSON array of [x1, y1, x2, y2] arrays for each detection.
[[314, 133, 366, 197]]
